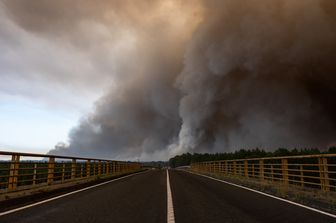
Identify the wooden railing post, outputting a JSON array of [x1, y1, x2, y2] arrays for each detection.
[[112, 161, 115, 174], [233, 161, 237, 176], [244, 160, 249, 178], [259, 160, 264, 181], [8, 155, 20, 190], [71, 159, 76, 180], [106, 162, 110, 174], [86, 160, 91, 177], [225, 161, 228, 175], [319, 157, 330, 191], [47, 157, 55, 185], [98, 161, 102, 176], [282, 159, 288, 185]]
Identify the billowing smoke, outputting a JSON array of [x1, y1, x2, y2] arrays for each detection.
[[174, 0, 336, 155], [3, 0, 336, 160]]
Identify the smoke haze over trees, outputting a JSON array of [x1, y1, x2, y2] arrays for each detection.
[[2, 0, 336, 160]]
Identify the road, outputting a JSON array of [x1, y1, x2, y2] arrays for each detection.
[[0, 170, 335, 223], [169, 170, 335, 223]]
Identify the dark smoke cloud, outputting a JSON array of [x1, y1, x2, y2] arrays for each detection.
[[2, 0, 336, 160], [174, 0, 336, 155]]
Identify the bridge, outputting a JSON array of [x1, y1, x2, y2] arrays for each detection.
[[0, 151, 335, 223]]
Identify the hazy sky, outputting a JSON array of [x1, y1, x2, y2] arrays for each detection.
[[0, 1, 114, 153]]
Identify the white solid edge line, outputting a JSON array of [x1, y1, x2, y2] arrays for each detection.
[[183, 170, 336, 219], [166, 169, 175, 223], [0, 170, 148, 217]]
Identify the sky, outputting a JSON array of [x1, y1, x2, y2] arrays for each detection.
[[0, 96, 78, 152], [0, 0, 336, 161], [0, 0, 114, 153]]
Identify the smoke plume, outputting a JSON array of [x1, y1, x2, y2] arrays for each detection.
[[3, 0, 336, 160]]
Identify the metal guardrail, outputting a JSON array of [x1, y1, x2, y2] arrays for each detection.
[[0, 151, 141, 193], [191, 154, 336, 191]]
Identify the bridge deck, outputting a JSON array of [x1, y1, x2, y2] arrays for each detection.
[[0, 170, 334, 223]]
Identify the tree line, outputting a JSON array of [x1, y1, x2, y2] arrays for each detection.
[[169, 147, 336, 168]]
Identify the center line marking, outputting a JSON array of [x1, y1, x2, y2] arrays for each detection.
[[166, 169, 175, 223]]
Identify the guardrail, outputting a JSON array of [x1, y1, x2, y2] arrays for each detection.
[[191, 154, 336, 191], [0, 151, 141, 193]]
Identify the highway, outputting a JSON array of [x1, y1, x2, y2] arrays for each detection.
[[169, 170, 335, 223], [0, 170, 335, 223]]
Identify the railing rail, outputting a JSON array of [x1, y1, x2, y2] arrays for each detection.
[[191, 154, 336, 192], [0, 151, 141, 193]]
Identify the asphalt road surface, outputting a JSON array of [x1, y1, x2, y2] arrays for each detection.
[[0, 169, 335, 223], [0, 170, 166, 223], [169, 170, 335, 223]]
